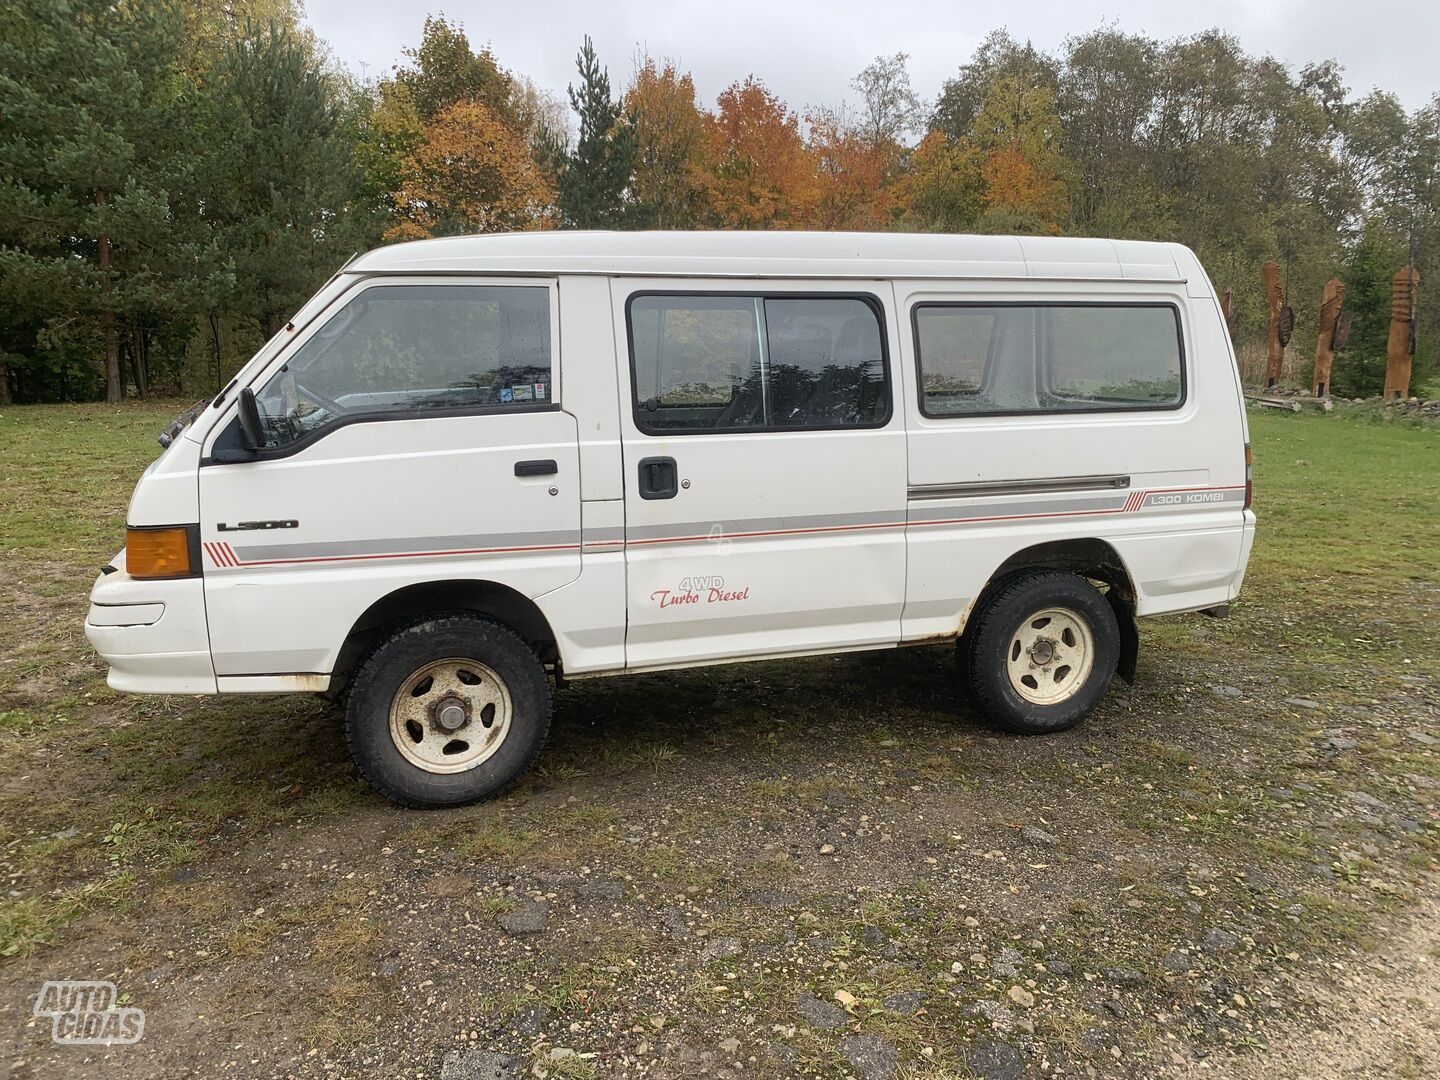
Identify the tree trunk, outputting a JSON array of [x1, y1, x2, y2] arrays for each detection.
[[1262, 260, 1285, 389], [1311, 278, 1344, 398], [209, 312, 224, 394], [1384, 266, 1419, 400], [98, 219, 122, 403], [0, 361, 12, 406], [134, 325, 150, 398]]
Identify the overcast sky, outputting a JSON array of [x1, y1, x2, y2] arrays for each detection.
[[305, 0, 1438, 116]]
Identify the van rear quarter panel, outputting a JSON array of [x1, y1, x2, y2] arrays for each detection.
[[894, 279, 1247, 639]]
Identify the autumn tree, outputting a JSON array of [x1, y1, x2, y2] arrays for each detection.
[[353, 80, 426, 224], [181, 0, 306, 71], [555, 36, 634, 228], [625, 55, 708, 228], [388, 100, 555, 239], [901, 131, 983, 232], [702, 77, 815, 228], [970, 75, 1069, 233], [806, 106, 897, 230], [395, 15, 514, 126], [852, 52, 923, 149], [509, 74, 569, 151]]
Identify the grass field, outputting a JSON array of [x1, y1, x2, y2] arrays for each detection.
[[0, 400, 1436, 1079]]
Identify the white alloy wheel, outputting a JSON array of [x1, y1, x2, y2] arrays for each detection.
[[387, 658, 513, 774], [1005, 607, 1096, 705]]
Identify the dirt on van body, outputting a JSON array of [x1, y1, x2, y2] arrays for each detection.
[[0, 402, 1436, 1079]]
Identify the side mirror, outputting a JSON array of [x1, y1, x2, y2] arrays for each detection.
[[236, 387, 265, 451]]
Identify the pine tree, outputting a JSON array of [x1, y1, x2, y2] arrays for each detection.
[[0, 0, 214, 401], [557, 37, 635, 228], [203, 21, 377, 337]]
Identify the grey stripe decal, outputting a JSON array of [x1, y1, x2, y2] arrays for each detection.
[[582, 526, 626, 545], [234, 528, 580, 562], [217, 485, 1244, 566], [907, 492, 1128, 523], [908, 474, 1129, 501], [624, 508, 898, 542]]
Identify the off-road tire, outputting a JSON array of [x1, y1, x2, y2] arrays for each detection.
[[344, 614, 551, 808], [960, 571, 1120, 734]]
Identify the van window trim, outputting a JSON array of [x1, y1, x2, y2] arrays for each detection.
[[911, 299, 1188, 421], [202, 277, 561, 465], [624, 289, 894, 437]]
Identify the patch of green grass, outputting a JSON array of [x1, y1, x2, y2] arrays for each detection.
[[0, 874, 135, 957]]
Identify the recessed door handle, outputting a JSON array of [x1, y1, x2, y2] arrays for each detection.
[[514, 459, 557, 478], [638, 456, 678, 500]]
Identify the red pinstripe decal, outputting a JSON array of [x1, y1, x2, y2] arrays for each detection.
[[206, 484, 1246, 567]]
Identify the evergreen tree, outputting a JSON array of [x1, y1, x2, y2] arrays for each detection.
[[0, 0, 218, 401], [203, 21, 378, 337], [557, 37, 635, 228], [1333, 227, 1406, 396]]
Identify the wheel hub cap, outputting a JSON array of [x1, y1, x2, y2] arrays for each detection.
[[435, 699, 468, 731], [1006, 607, 1096, 706], [387, 658, 513, 774]]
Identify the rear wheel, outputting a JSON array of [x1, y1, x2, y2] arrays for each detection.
[[960, 571, 1119, 734], [345, 615, 550, 808]]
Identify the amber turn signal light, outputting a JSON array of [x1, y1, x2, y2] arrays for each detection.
[[126, 527, 196, 579]]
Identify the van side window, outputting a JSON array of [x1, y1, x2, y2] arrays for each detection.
[[254, 284, 552, 450], [629, 294, 888, 433], [913, 303, 1184, 417]]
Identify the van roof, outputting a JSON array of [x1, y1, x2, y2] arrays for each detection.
[[346, 230, 1196, 284]]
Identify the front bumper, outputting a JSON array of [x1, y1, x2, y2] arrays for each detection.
[[85, 553, 217, 694]]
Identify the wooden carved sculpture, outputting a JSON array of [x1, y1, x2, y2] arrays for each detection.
[[1263, 260, 1286, 388], [1384, 266, 1420, 399], [1312, 278, 1345, 397]]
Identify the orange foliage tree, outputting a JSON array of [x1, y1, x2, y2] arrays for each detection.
[[624, 56, 709, 228], [387, 100, 556, 240], [700, 77, 815, 228], [980, 144, 1065, 232], [806, 107, 899, 230]]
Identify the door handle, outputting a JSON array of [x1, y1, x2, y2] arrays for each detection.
[[514, 459, 557, 477], [637, 456, 678, 500]]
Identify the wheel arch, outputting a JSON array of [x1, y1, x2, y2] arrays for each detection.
[[330, 579, 559, 699], [965, 538, 1140, 683]]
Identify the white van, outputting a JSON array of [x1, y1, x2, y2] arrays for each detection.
[[86, 232, 1255, 807]]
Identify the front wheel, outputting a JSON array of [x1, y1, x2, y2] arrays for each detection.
[[960, 571, 1120, 734], [344, 615, 551, 808]]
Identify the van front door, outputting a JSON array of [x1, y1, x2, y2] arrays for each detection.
[[198, 279, 580, 679], [613, 284, 907, 669]]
